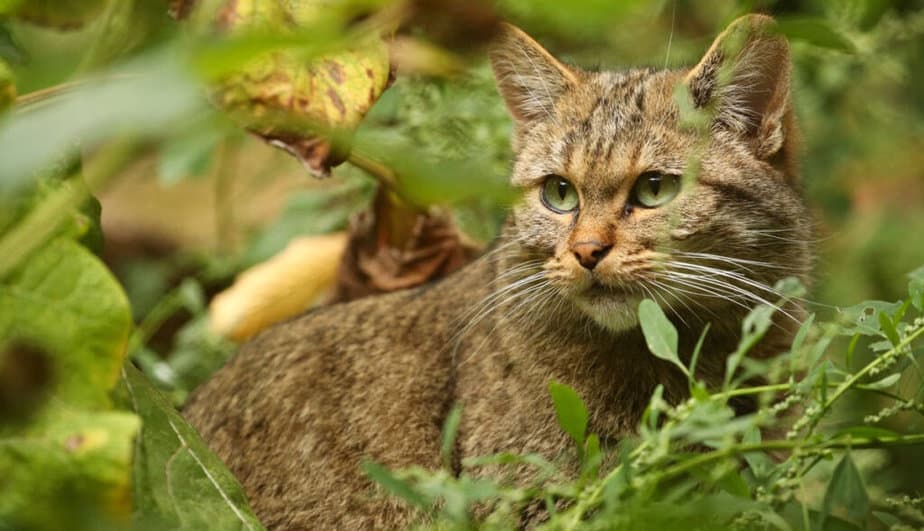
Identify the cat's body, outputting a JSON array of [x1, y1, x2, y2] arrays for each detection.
[[185, 15, 813, 529]]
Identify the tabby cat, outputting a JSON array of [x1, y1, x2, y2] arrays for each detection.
[[185, 14, 812, 529]]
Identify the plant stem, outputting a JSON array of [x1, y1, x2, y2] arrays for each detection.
[[806, 324, 924, 436]]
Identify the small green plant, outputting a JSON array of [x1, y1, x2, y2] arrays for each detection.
[[365, 269, 924, 530]]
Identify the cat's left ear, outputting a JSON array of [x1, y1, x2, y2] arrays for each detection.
[[489, 23, 579, 125], [685, 15, 793, 163]]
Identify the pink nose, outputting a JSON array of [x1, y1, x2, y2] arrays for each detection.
[[571, 240, 612, 270]]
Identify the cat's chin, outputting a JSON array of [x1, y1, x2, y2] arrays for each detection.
[[573, 294, 641, 333]]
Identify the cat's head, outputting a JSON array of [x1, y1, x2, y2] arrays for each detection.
[[489, 15, 812, 332]]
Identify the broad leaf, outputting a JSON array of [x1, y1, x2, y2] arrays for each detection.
[[0, 238, 131, 411], [863, 373, 901, 391], [822, 453, 869, 528], [548, 381, 589, 453], [638, 299, 687, 377], [117, 363, 265, 531], [0, 237, 137, 530]]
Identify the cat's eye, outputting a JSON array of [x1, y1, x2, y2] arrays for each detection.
[[631, 172, 681, 208], [540, 175, 579, 213]]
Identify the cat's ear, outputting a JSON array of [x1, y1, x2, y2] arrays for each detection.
[[489, 23, 579, 124], [685, 15, 793, 162]]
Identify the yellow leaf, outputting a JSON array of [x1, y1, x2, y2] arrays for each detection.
[[209, 232, 347, 341]]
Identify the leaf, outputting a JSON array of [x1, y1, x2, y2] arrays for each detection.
[[333, 189, 479, 301], [548, 381, 589, 454], [581, 433, 602, 479], [822, 453, 869, 528], [0, 55, 14, 113], [776, 17, 855, 53], [362, 461, 431, 509], [832, 426, 900, 440], [0, 408, 140, 531], [205, 1, 392, 177], [12, 0, 108, 29], [838, 301, 902, 336], [877, 312, 900, 346], [157, 123, 225, 186], [0, 49, 204, 191], [117, 363, 266, 531], [909, 265, 924, 311], [638, 299, 687, 377], [0, 238, 131, 409], [209, 232, 347, 342], [873, 510, 901, 528], [441, 404, 462, 470], [0, 237, 138, 530], [241, 177, 372, 267], [741, 427, 774, 481], [863, 373, 901, 391]]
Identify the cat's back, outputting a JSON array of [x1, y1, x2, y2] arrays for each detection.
[[184, 258, 492, 528]]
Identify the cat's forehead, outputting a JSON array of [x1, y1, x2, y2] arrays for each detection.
[[513, 68, 689, 188]]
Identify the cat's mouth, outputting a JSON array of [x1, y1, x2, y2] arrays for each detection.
[[580, 281, 637, 300], [573, 281, 642, 332]]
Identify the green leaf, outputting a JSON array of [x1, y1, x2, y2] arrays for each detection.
[[157, 123, 224, 186], [873, 510, 901, 528], [877, 312, 900, 346], [117, 363, 266, 531], [548, 381, 589, 453], [909, 265, 924, 311], [777, 17, 855, 53], [638, 299, 687, 377], [362, 461, 431, 509], [0, 237, 138, 530], [581, 433, 602, 480], [440, 404, 462, 470], [0, 55, 14, 113], [839, 301, 902, 336], [832, 426, 900, 440], [863, 373, 901, 391], [742, 427, 774, 481], [0, 49, 203, 190], [0, 238, 131, 410], [688, 322, 710, 381], [822, 453, 869, 528], [0, 407, 140, 531]]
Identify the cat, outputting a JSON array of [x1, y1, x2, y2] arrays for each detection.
[[184, 14, 813, 529]]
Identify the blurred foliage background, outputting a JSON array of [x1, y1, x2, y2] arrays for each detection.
[[1, 0, 923, 529]]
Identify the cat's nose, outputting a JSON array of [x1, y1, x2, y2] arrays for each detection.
[[571, 240, 613, 270]]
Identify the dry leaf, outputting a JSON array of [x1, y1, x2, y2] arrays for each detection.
[[334, 190, 479, 301], [206, 0, 392, 177], [209, 232, 347, 342]]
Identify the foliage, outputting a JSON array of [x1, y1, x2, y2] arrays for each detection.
[[0, 0, 923, 530], [365, 271, 924, 529]]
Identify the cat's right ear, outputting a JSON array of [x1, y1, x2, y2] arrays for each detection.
[[685, 15, 793, 163], [489, 24, 579, 125]]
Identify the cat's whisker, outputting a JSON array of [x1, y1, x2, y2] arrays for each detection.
[[639, 279, 691, 329], [656, 273, 760, 315], [672, 251, 795, 273], [660, 269, 799, 322], [667, 261, 786, 299], [458, 282, 557, 366], [450, 271, 549, 347], [642, 277, 703, 326]]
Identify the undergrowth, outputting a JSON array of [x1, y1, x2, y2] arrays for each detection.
[[366, 270, 924, 530]]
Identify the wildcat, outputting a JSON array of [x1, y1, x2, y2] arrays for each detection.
[[184, 14, 813, 529]]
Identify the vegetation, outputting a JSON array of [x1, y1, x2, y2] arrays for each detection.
[[1, 0, 923, 530]]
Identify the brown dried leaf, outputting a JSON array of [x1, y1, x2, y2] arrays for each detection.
[[209, 232, 347, 342], [334, 190, 479, 302]]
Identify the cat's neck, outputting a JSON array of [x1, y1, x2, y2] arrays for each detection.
[[449, 236, 796, 430]]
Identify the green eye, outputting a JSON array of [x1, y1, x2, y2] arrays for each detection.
[[540, 175, 579, 213], [631, 172, 681, 208]]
